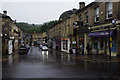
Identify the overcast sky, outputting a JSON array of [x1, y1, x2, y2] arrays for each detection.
[[0, 0, 94, 24]]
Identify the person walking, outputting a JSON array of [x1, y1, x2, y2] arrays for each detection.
[[86, 43, 90, 55], [69, 47, 73, 54]]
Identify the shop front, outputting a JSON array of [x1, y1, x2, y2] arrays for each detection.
[[78, 35, 84, 50], [55, 38, 61, 50], [88, 29, 117, 56], [61, 38, 70, 53]]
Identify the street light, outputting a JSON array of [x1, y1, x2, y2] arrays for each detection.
[[108, 24, 111, 59], [88, 27, 91, 30], [108, 20, 116, 59]]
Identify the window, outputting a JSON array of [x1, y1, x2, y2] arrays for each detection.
[[63, 40, 68, 50], [106, 2, 112, 19], [68, 18, 71, 34], [59, 31, 60, 37], [85, 12, 88, 24], [95, 7, 99, 22], [79, 15, 82, 21], [65, 28, 67, 36], [62, 29, 64, 37]]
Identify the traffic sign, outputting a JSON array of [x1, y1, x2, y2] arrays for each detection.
[[110, 43, 112, 48]]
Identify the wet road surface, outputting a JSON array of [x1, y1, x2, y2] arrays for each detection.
[[2, 47, 120, 79]]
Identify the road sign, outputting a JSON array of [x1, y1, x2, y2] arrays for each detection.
[[110, 37, 112, 41], [110, 43, 112, 48]]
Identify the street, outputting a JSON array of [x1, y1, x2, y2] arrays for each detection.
[[2, 46, 120, 79]]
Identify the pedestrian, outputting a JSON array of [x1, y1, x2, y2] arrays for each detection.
[[72, 47, 76, 55], [80, 44, 83, 55], [86, 43, 90, 55], [69, 47, 73, 54]]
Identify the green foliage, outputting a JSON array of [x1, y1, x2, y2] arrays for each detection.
[[16, 20, 58, 33], [59, 10, 73, 20]]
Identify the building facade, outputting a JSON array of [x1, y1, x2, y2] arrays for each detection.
[[32, 33, 43, 46], [75, 2, 120, 56], [1, 10, 23, 55], [47, 1, 120, 57]]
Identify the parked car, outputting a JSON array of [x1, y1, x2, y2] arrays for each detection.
[[19, 45, 28, 54], [42, 46, 48, 51], [26, 44, 30, 51]]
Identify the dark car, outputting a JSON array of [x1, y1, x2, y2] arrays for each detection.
[[26, 44, 30, 51], [19, 45, 28, 54]]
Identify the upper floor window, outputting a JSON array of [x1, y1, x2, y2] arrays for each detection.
[[85, 12, 88, 24], [65, 28, 67, 36], [79, 16, 82, 22], [59, 31, 60, 37], [95, 7, 99, 22], [106, 2, 112, 19], [62, 29, 64, 37]]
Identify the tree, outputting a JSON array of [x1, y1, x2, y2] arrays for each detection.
[[16, 20, 58, 33]]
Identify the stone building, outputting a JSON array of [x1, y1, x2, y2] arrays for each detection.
[[32, 32, 43, 46], [23, 33, 32, 46], [1, 10, 22, 55], [47, 1, 120, 57], [75, 2, 120, 56]]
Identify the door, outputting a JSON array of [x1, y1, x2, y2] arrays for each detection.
[[105, 39, 108, 54], [8, 40, 13, 54]]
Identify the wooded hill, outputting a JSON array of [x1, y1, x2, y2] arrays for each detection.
[[16, 20, 58, 33]]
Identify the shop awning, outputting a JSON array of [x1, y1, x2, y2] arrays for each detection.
[[88, 30, 116, 37]]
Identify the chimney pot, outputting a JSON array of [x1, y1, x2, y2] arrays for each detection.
[[3, 10, 7, 16], [79, 2, 85, 9], [72, 8, 77, 13]]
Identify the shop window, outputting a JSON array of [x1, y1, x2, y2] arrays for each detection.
[[100, 39, 104, 49], [63, 40, 68, 50], [63, 40, 66, 49]]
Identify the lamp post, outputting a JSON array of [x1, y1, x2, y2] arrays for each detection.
[[108, 25, 111, 59], [109, 20, 116, 59]]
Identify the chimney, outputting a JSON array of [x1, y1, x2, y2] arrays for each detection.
[[79, 2, 85, 10], [72, 8, 77, 13], [14, 20, 17, 24], [3, 10, 7, 16]]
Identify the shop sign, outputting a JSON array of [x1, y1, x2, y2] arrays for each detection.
[[61, 38, 63, 40], [80, 38, 84, 41], [10, 36, 14, 39], [61, 38, 68, 40], [72, 41, 76, 44], [65, 38, 68, 40], [110, 37, 112, 41]]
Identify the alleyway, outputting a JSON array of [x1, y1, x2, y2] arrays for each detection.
[[2, 46, 120, 79]]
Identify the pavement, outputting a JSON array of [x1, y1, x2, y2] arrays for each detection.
[[2, 51, 19, 62], [53, 49, 120, 63]]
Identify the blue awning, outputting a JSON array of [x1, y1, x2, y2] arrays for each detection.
[[88, 30, 115, 37]]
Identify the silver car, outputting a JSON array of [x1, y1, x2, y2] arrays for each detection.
[[42, 46, 48, 51]]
